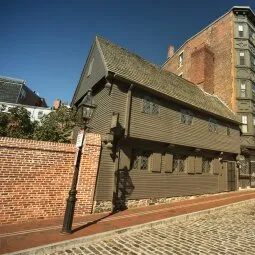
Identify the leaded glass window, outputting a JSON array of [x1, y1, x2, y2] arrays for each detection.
[[173, 155, 186, 173], [142, 96, 159, 115], [208, 118, 217, 133], [202, 158, 212, 173], [130, 149, 151, 171], [239, 158, 250, 176], [140, 151, 150, 170], [181, 110, 193, 125], [142, 97, 151, 113], [151, 102, 159, 115]]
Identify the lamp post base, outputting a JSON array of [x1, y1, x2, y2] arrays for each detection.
[[61, 191, 77, 234]]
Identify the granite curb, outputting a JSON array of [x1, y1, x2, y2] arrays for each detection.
[[6, 198, 255, 255]]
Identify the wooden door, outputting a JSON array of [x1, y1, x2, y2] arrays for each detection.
[[227, 161, 236, 191], [218, 162, 228, 192]]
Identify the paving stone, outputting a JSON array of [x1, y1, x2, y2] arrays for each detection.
[[50, 201, 255, 255]]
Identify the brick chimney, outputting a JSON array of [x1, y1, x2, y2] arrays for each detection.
[[53, 99, 62, 110], [190, 44, 214, 94], [167, 45, 175, 58]]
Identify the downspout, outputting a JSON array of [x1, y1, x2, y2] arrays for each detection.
[[124, 84, 134, 137]]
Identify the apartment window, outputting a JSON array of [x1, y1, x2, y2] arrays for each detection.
[[178, 52, 183, 67], [20, 89, 26, 100], [37, 111, 44, 119], [142, 96, 159, 115], [240, 83, 246, 98], [208, 118, 217, 133], [202, 158, 212, 173], [249, 27, 255, 40], [181, 109, 193, 125], [239, 52, 245, 65], [241, 115, 248, 133], [238, 25, 244, 37], [87, 58, 94, 77], [252, 83, 255, 99], [130, 149, 151, 170], [173, 155, 186, 173], [252, 56, 255, 69]]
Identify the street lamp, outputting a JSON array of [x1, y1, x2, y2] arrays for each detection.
[[61, 89, 95, 234]]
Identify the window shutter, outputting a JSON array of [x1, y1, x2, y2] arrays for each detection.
[[151, 153, 162, 172], [187, 156, 195, 174], [119, 147, 132, 170], [164, 153, 173, 172], [212, 158, 220, 174], [195, 156, 202, 173]]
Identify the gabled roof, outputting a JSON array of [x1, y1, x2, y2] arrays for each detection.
[[96, 36, 240, 123]]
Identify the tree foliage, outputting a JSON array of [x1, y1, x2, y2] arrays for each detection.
[[33, 106, 75, 143], [0, 105, 36, 139], [0, 105, 75, 143]]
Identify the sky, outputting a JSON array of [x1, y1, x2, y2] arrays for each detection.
[[1, 0, 255, 107]]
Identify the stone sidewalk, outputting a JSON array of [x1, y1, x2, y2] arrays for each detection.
[[1, 190, 255, 254], [51, 199, 255, 255]]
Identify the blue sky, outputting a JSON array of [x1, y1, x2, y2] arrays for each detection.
[[1, 0, 255, 107]]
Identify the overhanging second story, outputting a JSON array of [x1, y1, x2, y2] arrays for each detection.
[[72, 36, 241, 155]]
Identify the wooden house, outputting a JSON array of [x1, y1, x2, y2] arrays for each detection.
[[71, 36, 241, 211]]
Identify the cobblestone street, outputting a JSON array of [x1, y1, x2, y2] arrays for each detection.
[[52, 200, 255, 255]]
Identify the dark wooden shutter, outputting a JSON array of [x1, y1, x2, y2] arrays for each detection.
[[187, 156, 195, 174], [119, 146, 132, 170], [195, 156, 202, 173], [213, 158, 220, 174], [164, 153, 173, 172], [151, 153, 162, 172]]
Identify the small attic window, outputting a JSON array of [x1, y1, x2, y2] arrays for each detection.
[[87, 58, 94, 77]]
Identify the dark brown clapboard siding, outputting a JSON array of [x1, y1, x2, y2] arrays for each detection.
[[94, 81, 239, 202], [111, 82, 129, 130], [127, 172, 218, 199], [89, 85, 112, 134], [129, 87, 240, 154], [94, 146, 115, 201], [74, 44, 107, 104]]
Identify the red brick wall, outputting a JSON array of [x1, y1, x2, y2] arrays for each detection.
[[190, 44, 214, 94], [164, 12, 235, 110], [0, 133, 101, 225]]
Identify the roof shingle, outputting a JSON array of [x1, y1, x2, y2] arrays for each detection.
[[96, 36, 240, 123]]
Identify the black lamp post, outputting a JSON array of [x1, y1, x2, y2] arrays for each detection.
[[61, 90, 95, 234]]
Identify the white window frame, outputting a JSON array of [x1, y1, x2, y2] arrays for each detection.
[[178, 52, 184, 68], [239, 52, 245, 65], [241, 115, 248, 133], [240, 83, 246, 98], [238, 25, 244, 37]]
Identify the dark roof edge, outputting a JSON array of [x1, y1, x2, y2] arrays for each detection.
[[71, 40, 97, 106], [0, 76, 26, 84], [162, 6, 254, 67], [113, 73, 240, 124]]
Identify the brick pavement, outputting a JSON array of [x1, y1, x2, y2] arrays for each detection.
[[51, 200, 255, 255], [1, 190, 255, 254]]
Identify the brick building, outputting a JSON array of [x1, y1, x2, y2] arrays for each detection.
[[163, 6, 255, 188]]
